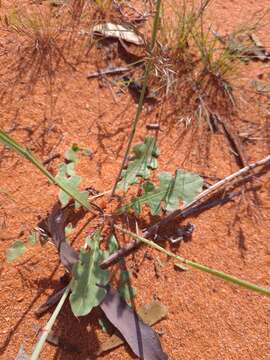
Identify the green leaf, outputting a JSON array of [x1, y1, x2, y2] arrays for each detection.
[[117, 136, 159, 191], [118, 284, 136, 301], [120, 170, 203, 215], [65, 224, 74, 236], [118, 268, 136, 301], [70, 231, 110, 316], [58, 188, 70, 207], [74, 190, 89, 209], [64, 144, 81, 162], [56, 165, 89, 208], [108, 233, 119, 254], [66, 162, 76, 176], [6, 241, 26, 262], [0, 130, 92, 211], [98, 318, 111, 333], [28, 231, 37, 246]]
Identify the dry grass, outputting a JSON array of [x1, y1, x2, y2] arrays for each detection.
[[152, 0, 269, 135]]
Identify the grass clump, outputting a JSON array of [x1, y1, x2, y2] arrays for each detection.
[[1, 7, 68, 91], [154, 0, 266, 131]]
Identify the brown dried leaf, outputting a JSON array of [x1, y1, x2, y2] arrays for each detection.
[[93, 23, 144, 46]]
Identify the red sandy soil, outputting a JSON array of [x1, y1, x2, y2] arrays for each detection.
[[0, 1, 270, 359]]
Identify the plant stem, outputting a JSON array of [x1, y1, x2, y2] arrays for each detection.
[[31, 282, 72, 360], [115, 225, 270, 297], [110, 0, 162, 198]]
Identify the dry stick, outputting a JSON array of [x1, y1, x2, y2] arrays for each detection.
[[100, 154, 270, 268], [218, 116, 248, 167], [87, 66, 130, 79], [110, 0, 162, 199], [42, 153, 60, 166]]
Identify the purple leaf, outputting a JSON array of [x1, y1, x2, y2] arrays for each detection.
[[46, 203, 78, 271], [100, 287, 168, 360]]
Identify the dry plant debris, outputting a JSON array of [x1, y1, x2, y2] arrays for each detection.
[[93, 23, 144, 45]]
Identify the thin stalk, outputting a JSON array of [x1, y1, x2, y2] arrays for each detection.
[[31, 282, 72, 360], [0, 130, 93, 211], [115, 226, 270, 297], [110, 0, 162, 198]]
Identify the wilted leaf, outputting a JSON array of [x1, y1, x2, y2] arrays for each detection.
[[100, 287, 168, 360], [97, 300, 167, 355], [47, 203, 79, 271], [120, 170, 203, 215], [216, 31, 270, 62], [251, 79, 270, 94], [93, 23, 144, 45], [59, 241, 79, 272], [70, 231, 110, 316], [6, 241, 26, 262], [117, 136, 159, 191]]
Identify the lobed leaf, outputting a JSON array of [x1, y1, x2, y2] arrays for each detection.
[[120, 169, 203, 215], [56, 167, 88, 208], [117, 136, 159, 191]]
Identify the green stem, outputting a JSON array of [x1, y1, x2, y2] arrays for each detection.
[[115, 225, 270, 297], [31, 282, 72, 360], [0, 130, 92, 211], [110, 0, 162, 198]]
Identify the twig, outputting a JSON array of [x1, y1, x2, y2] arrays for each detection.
[[42, 153, 60, 166], [100, 192, 236, 269], [217, 116, 248, 167], [87, 66, 130, 79], [100, 154, 270, 268], [144, 154, 270, 237]]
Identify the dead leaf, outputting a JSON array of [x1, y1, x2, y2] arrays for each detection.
[[46, 203, 79, 272], [249, 34, 270, 61], [251, 79, 270, 93], [97, 300, 167, 355], [93, 23, 144, 46], [213, 31, 270, 62], [100, 287, 168, 360]]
